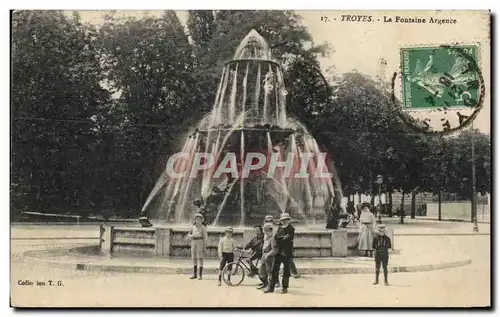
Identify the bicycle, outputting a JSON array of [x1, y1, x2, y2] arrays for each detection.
[[221, 247, 260, 286]]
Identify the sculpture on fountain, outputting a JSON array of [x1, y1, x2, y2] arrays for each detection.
[[140, 29, 343, 227]]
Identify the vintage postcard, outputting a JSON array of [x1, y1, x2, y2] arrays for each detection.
[[10, 10, 491, 308]]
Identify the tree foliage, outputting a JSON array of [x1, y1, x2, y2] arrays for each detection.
[[11, 11, 110, 218], [97, 11, 195, 213]]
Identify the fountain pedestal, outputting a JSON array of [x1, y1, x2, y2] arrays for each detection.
[[140, 30, 342, 227], [101, 225, 113, 255], [99, 225, 383, 258]]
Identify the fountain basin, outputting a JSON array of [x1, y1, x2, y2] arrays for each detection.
[[101, 224, 394, 258]]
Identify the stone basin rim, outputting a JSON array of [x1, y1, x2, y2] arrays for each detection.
[[19, 248, 472, 275], [111, 224, 361, 234]]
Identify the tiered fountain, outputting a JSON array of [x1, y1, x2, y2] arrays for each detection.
[[102, 30, 362, 259], [140, 30, 343, 227]]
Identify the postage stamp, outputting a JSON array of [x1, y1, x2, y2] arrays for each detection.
[[400, 45, 480, 110]]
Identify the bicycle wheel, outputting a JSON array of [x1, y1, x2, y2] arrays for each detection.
[[222, 261, 245, 286]]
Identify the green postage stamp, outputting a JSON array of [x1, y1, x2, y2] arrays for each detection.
[[400, 45, 480, 109]]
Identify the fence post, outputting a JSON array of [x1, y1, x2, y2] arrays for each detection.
[[155, 227, 171, 257], [100, 225, 114, 255], [331, 229, 348, 257], [109, 226, 115, 253], [99, 224, 105, 250]]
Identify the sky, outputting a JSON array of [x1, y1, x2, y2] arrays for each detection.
[[73, 10, 491, 134]]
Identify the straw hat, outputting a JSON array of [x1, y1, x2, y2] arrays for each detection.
[[279, 213, 292, 221], [264, 215, 275, 223], [377, 224, 387, 231], [225, 227, 234, 233], [360, 202, 372, 209], [263, 223, 273, 230], [193, 213, 204, 221]]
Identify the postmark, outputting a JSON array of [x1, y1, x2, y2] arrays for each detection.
[[394, 43, 485, 135]]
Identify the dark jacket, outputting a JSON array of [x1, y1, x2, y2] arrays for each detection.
[[372, 235, 392, 256], [245, 235, 264, 257], [274, 224, 295, 257]]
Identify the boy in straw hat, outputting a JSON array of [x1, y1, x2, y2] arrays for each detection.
[[372, 224, 392, 286], [217, 227, 236, 286], [187, 213, 208, 280], [261, 215, 280, 288], [264, 215, 276, 223], [267, 212, 295, 294], [257, 223, 278, 291]]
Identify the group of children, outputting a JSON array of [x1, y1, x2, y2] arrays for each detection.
[[186, 212, 296, 293], [187, 205, 392, 288]]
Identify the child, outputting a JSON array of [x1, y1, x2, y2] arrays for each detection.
[[372, 224, 392, 286], [218, 227, 236, 286], [187, 213, 208, 280], [243, 225, 264, 277], [257, 223, 278, 291]]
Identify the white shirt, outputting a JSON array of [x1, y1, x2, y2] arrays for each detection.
[[218, 236, 235, 256], [359, 211, 375, 224], [189, 224, 207, 240]]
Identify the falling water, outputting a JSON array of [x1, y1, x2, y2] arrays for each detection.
[[302, 139, 320, 196], [141, 136, 195, 213], [311, 138, 337, 199], [162, 137, 197, 220], [169, 140, 192, 199], [201, 66, 228, 196], [210, 67, 226, 128], [240, 131, 245, 225], [229, 64, 239, 123], [176, 133, 200, 222], [286, 134, 299, 189], [142, 30, 343, 226], [263, 64, 273, 123], [297, 143, 314, 220], [242, 63, 249, 120], [274, 75, 280, 126], [213, 178, 239, 225], [263, 87, 269, 123], [201, 131, 221, 198], [254, 63, 261, 119], [275, 69, 287, 127], [268, 132, 289, 213], [266, 131, 273, 153], [141, 171, 167, 213], [216, 68, 231, 125]]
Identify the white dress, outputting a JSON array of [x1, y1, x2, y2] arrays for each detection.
[[358, 211, 376, 251]]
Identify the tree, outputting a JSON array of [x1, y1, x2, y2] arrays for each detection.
[[308, 72, 423, 210], [420, 135, 449, 220], [11, 11, 110, 217], [13, 10, 489, 222], [187, 10, 215, 62], [98, 11, 195, 215], [444, 129, 491, 198]]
